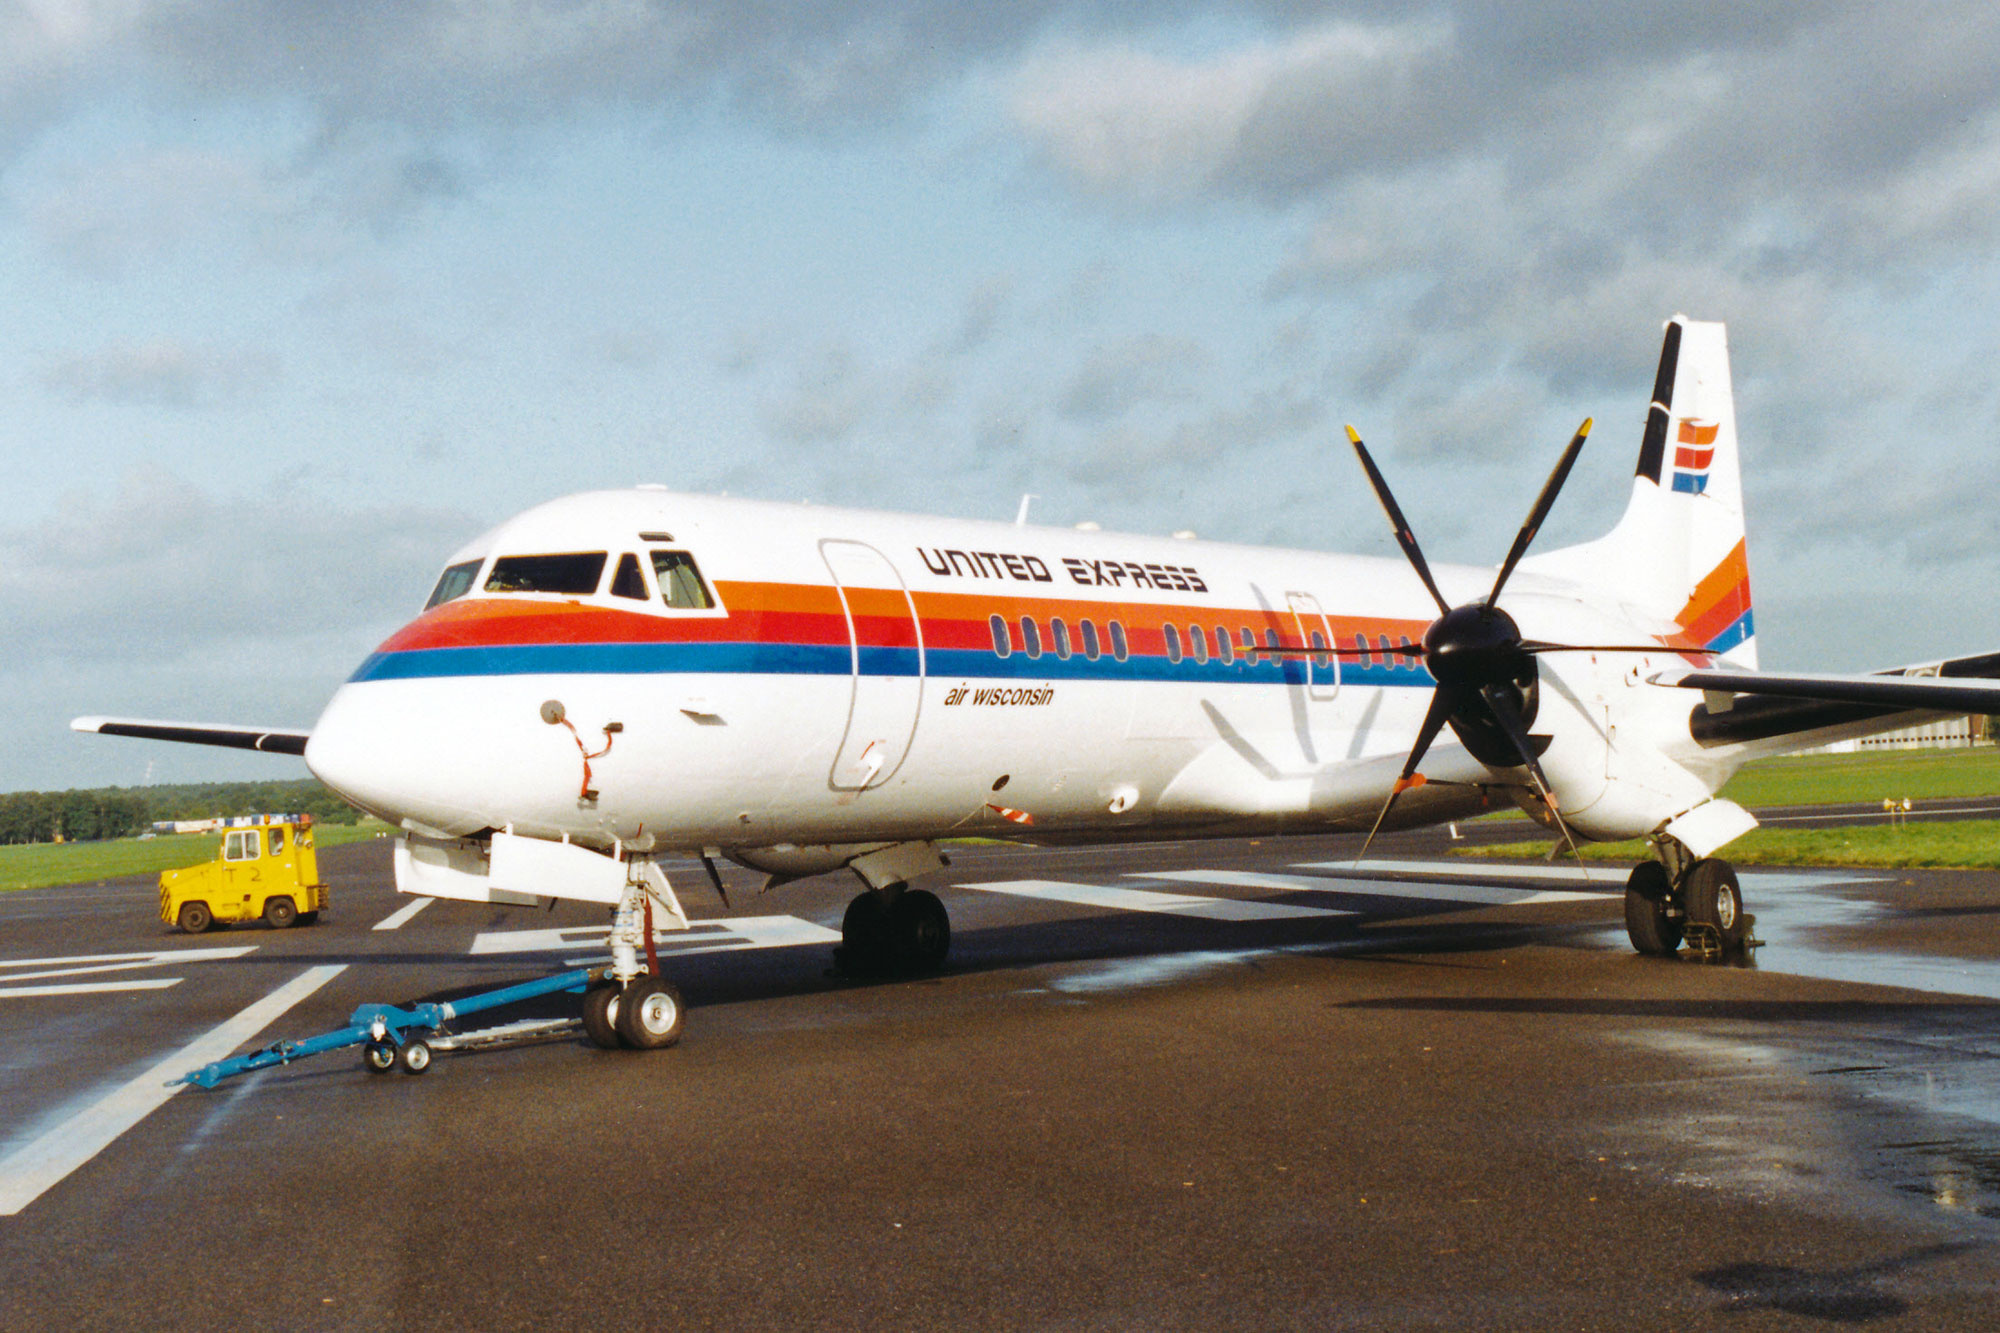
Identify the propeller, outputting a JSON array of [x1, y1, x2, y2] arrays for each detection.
[[1346, 420, 1606, 861]]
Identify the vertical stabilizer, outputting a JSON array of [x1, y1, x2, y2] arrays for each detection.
[[1534, 316, 1756, 666]]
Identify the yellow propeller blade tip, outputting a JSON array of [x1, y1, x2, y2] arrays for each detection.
[[1344, 424, 1362, 444], [1579, 417, 1593, 435]]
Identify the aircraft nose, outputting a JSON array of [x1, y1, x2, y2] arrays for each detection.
[[306, 682, 484, 835]]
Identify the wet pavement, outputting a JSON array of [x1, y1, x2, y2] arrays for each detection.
[[4, 829, 2000, 1329]]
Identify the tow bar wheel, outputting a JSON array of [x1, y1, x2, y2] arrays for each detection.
[[362, 1041, 397, 1074], [396, 1039, 433, 1075], [615, 976, 684, 1050]]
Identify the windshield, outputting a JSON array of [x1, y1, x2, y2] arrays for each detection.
[[424, 560, 482, 610], [485, 552, 607, 595], [651, 550, 716, 610]]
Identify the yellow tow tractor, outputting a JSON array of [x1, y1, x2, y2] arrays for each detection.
[[161, 814, 329, 933]]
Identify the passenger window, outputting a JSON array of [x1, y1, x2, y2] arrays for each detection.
[[1311, 630, 1330, 668], [1052, 618, 1071, 660], [1216, 626, 1234, 664], [1080, 620, 1100, 661], [610, 553, 649, 601], [1239, 628, 1256, 659], [1355, 633, 1373, 666], [1165, 624, 1183, 664], [424, 560, 481, 610], [1021, 616, 1043, 660], [1377, 634, 1395, 666], [1265, 629, 1283, 664], [1110, 621, 1129, 662], [651, 550, 716, 610], [989, 614, 1011, 658], [1190, 625, 1209, 663], [486, 552, 607, 596]]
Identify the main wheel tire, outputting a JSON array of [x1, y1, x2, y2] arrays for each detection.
[[176, 901, 213, 934], [835, 889, 894, 978], [581, 984, 625, 1050], [888, 888, 951, 974], [1623, 862, 1682, 957], [363, 1041, 397, 1074], [615, 976, 684, 1050], [397, 1039, 433, 1075], [1683, 858, 1748, 953], [263, 896, 298, 929]]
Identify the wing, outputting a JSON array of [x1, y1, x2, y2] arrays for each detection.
[[71, 717, 311, 756], [1649, 649, 2000, 746]]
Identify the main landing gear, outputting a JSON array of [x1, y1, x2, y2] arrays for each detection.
[[1623, 841, 1756, 962], [834, 883, 951, 978]]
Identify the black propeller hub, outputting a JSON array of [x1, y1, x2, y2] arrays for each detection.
[[1423, 603, 1540, 768], [1423, 603, 1532, 692]]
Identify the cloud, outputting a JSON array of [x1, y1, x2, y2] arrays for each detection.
[[1057, 334, 1207, 422], [0, 467, 482, 669], [41, 340, 277, 407]]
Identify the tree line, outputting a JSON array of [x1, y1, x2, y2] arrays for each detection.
[[0, 778, 362, 846]]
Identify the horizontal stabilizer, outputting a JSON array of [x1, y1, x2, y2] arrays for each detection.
[[1651, 668, 2000, 715], [70, 716, 310, 755]]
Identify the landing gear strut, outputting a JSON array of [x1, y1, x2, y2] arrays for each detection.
[[1623, 840, 1755, 961], [834, 883, 951, 978]]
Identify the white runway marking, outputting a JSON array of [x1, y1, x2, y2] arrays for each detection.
[[0, 947, 257, 999], [1258, 865, 1610, 906], [966, 880, 1350, 921], [0, 979, 180, 998], [0, 964, 346, 1217], [1298, 858, 1615, 886], [371, 897, 434, 931], [469, 914, 841, 957]]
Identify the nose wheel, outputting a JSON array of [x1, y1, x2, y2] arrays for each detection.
[[581, 975, 684, 1050]]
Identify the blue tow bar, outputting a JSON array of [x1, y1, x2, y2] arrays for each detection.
[[178, 966, 602, 1089]]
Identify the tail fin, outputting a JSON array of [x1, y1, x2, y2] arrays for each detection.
[[1534, 316, 1756, 667]]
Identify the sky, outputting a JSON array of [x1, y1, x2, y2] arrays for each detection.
[[5, 1, 2000, 792]]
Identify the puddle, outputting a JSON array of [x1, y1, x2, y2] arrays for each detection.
[[1701, 869, 2000, 1002], [1623, 1020, 2000, 1228]]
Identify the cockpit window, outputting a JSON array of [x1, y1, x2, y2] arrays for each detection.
[[609, 553, 648, 601], [485, 552, 607, 595], [425, 560, 482, 610], [650, 550, 715, 610]]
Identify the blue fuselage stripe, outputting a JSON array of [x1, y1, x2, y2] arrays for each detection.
[[348, 642, 1436, 689]]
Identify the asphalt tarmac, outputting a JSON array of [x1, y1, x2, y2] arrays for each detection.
[[5, 825, 2000, 1330]]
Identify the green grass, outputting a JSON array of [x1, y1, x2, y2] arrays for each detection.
[[1466, 819, 2000, 870], [0, 820, 395, 892], [1718, 746, 2000, 807]]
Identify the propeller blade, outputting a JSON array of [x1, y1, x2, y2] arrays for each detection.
[[1486, 418, 1592, 607], [1478, 683, 1588, 870], [1356, 686, 1458, 864], [1346, 425, 1452, 617]]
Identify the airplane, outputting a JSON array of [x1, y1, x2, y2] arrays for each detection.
[[75, 316, 2000, 1052]]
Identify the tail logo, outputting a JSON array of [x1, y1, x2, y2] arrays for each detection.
[[1671, 418, 1717, 495]]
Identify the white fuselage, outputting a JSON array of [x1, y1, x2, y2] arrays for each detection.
[[303, 488, 1741, 866]]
